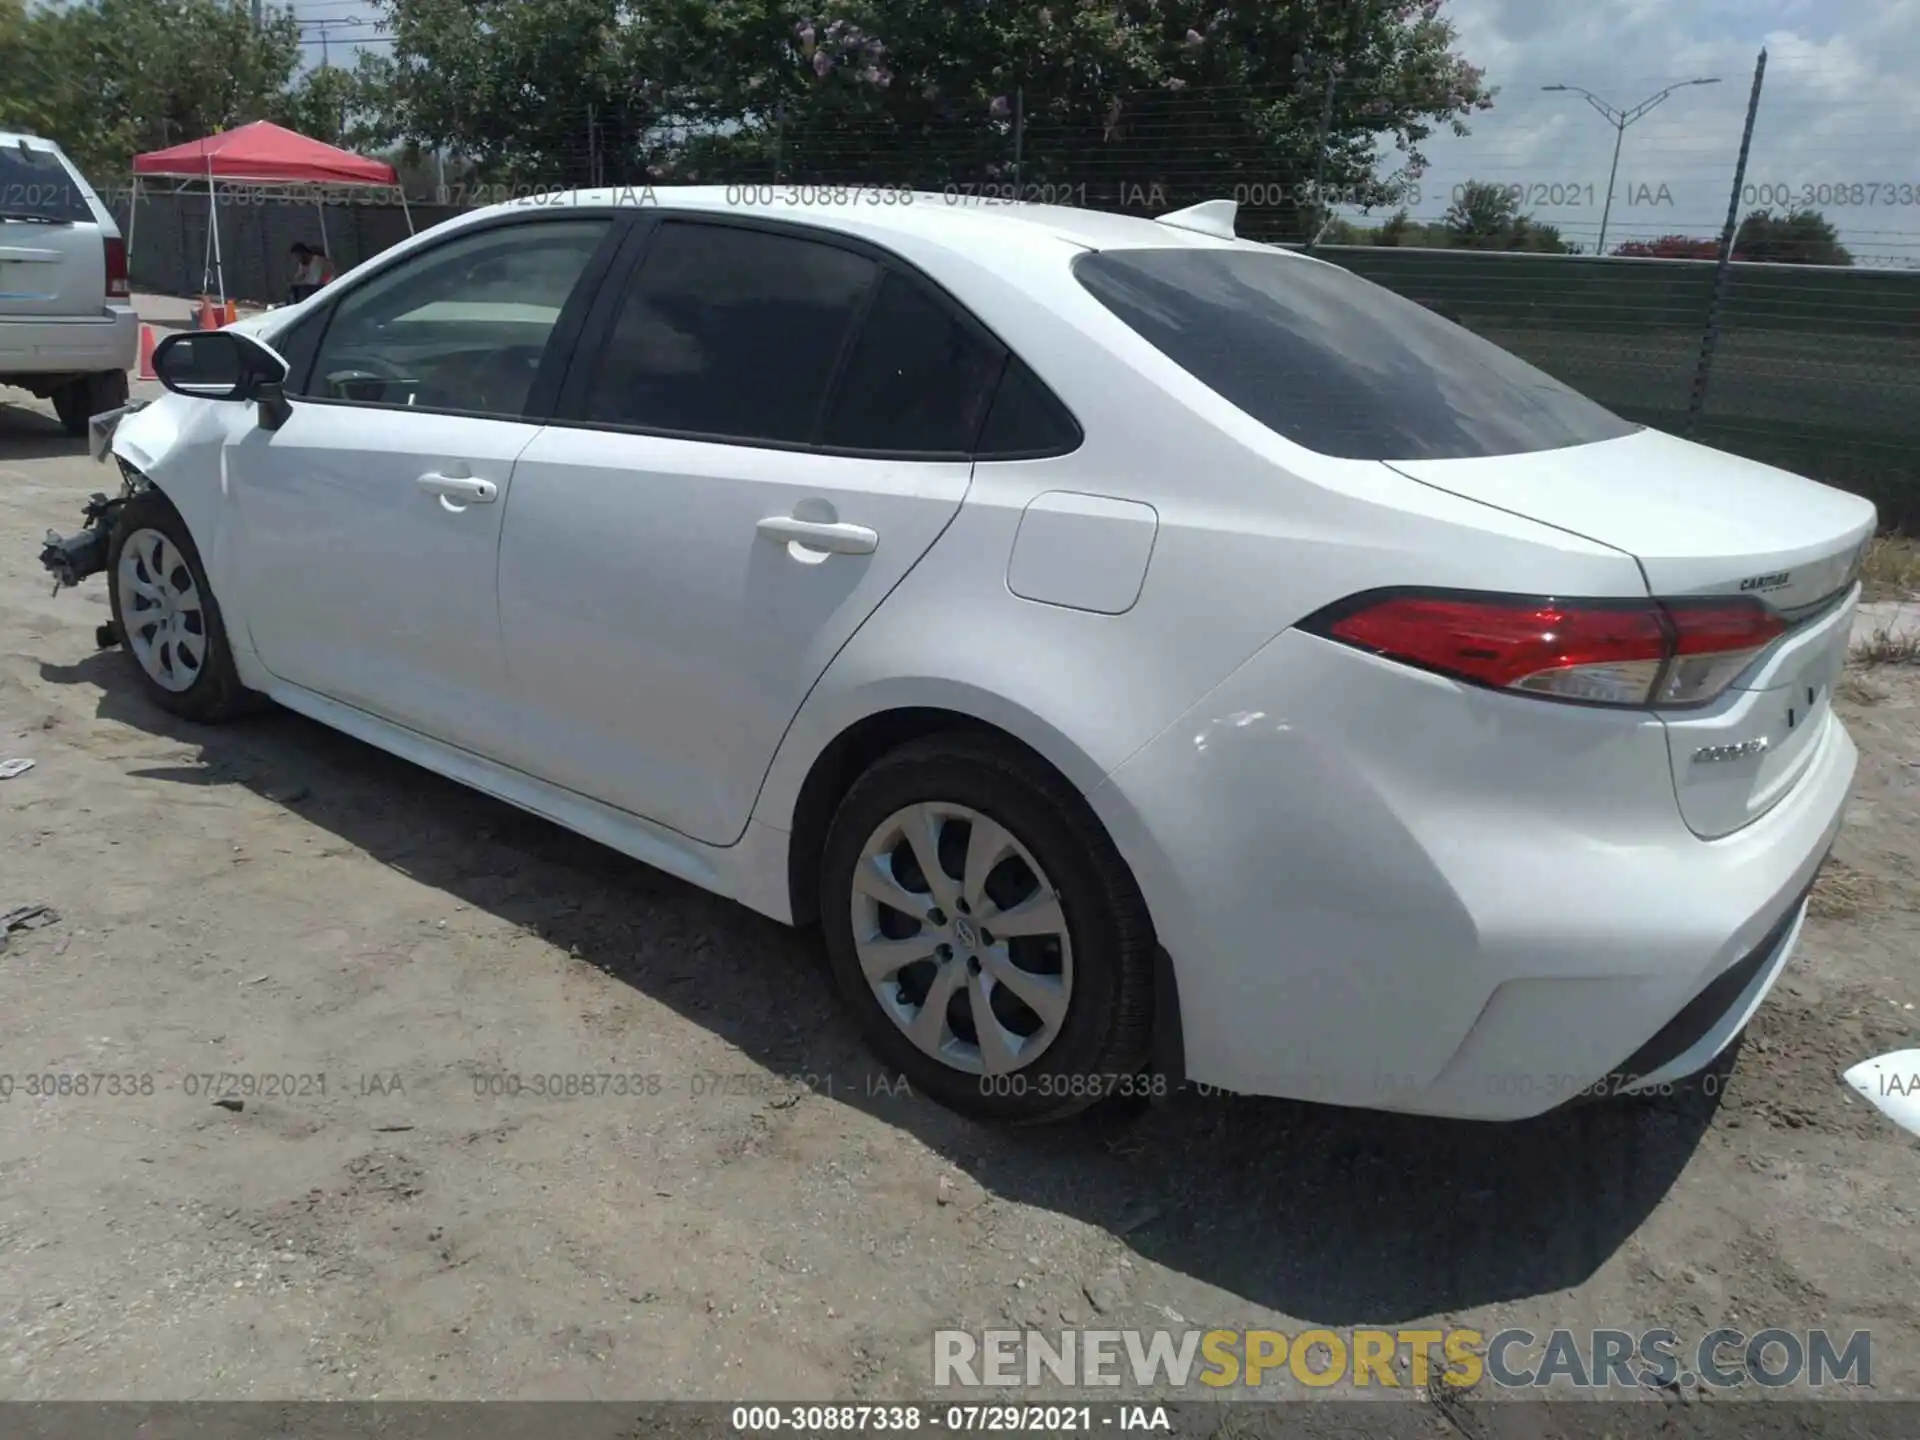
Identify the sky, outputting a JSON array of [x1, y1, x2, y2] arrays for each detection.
[[1423, 0, 1920, 263], [289, 0, 1920, 265]]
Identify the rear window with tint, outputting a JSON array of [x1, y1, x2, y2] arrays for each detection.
[[822, 270, 1004, 454], [1073, 248, 1640, 461], [0, 146, 94, 224]]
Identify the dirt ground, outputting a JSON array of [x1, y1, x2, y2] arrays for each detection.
[[1, 382, 1917, 1408]]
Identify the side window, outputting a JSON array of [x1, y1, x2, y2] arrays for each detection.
[[306, 219, 611, 418], [976, 355, 1083, 458], [580, 221, 877, 444], [820, 271, 1004, 455], [271, 306, 328, 396]]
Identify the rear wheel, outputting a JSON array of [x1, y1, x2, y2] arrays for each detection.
[[819, 734, 1155, 1124], [51, 370, 129, 437], [106, 489, 255, 722]]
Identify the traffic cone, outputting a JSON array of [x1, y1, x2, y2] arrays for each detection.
[[224, 299, 238, 326], [197, 295, 219, 330], [136, 324, 158, 380]]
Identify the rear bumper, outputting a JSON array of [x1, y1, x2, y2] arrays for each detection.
[[1089, 628, 1855, 1120], [0, 305, 139, 378], [1611, 877, 1811, 1091]]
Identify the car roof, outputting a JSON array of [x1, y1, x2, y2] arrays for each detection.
[[490, 185, 1307, 265]]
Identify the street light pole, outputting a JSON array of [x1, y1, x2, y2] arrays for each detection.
[[1598, 119, 1626, 258], [1543, 78, 1721, 255]]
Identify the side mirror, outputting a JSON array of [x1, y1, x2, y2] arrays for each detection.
[[152, 329, 290, 403]]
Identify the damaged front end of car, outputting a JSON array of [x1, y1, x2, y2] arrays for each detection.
[[36, 399, 152, 649]]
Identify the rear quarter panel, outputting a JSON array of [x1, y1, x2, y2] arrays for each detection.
[[752, 237, 1653, 831]]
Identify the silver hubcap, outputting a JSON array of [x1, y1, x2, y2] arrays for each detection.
[[116, 527, 206, 694], [851, 802, 1073, 1075]]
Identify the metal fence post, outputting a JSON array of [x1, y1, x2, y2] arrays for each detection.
[[259, 209, 272, 306], [1303, 69, 1339, 252], [1685, 47, 1767, 436], [1012, 87, 1025, 191]]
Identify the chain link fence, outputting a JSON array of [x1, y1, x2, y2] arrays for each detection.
[[97, 51, 1920, 526]]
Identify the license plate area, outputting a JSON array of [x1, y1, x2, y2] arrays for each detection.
[[1661, 596, 1852, 839]]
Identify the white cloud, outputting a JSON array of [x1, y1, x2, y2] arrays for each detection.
[[1406, 0, 1920, 262]]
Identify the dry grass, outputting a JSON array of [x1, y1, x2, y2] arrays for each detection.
[[1850, 626, 1920, 669], [1861, 534, 1920, 602], [1810, 858, 1883, 920], [1838, 671, 1890, 706]]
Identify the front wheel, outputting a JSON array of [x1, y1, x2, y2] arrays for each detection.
[[106, 489, 256, 722], [819, 734, 1156, 1124]]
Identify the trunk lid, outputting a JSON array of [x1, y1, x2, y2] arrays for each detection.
[[1387, 427, 1876, 839], [1385, 427, 1874, 609]]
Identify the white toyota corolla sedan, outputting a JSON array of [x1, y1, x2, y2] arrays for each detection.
[[44, 188, 1874, 1125]]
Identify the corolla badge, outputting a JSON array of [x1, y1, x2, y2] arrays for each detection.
[[1692, 737, 1770, 763]]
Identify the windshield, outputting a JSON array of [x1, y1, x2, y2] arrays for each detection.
[[0, 145, 95, 224], [1073, 247, 1641, 462]]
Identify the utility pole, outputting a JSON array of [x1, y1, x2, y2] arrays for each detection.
[[1542, 76, 1722, 255], [301, 17, 357, 69]]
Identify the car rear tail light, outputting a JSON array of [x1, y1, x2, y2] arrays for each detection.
[[1302, 590, 1787, 709], [103, 236, 129, 298], [1655, 600, 1790, 705]]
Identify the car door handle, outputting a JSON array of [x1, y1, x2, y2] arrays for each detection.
[[756, 515, 878, 556], [416, 472, 497, 507]]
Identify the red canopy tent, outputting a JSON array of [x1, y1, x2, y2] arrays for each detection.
[[127, 121, 411, 304]]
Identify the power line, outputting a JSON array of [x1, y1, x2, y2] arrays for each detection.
[[296, 14, 363, 65]]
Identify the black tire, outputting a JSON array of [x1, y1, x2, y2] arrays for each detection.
[[89, 367, 130, 414], [819, 733, 1156, 1124], [50, 380, 87, 436], [106, 488, 257, 722], [50, 370, 127, 436]]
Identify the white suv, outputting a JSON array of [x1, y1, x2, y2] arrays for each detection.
[[0, 131, 136, 434]]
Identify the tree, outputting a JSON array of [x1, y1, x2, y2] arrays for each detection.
[[273, 64, 373, 149], [1611, 234, 1721, 259], [351, 0, 659, 188], [0, 0, 56, 136], [1609, 215, 1852, 266], [1733, 208, 1852, 266], [1375, 207, 1413, 245], [1442, 177, 1514, 244], [357, 0, 1494, 236], [4, 0, 302, 178], [1440, 178, 1574, 253]]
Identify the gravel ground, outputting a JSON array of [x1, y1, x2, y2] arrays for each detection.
[[2, 383, 1917, 1409]]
